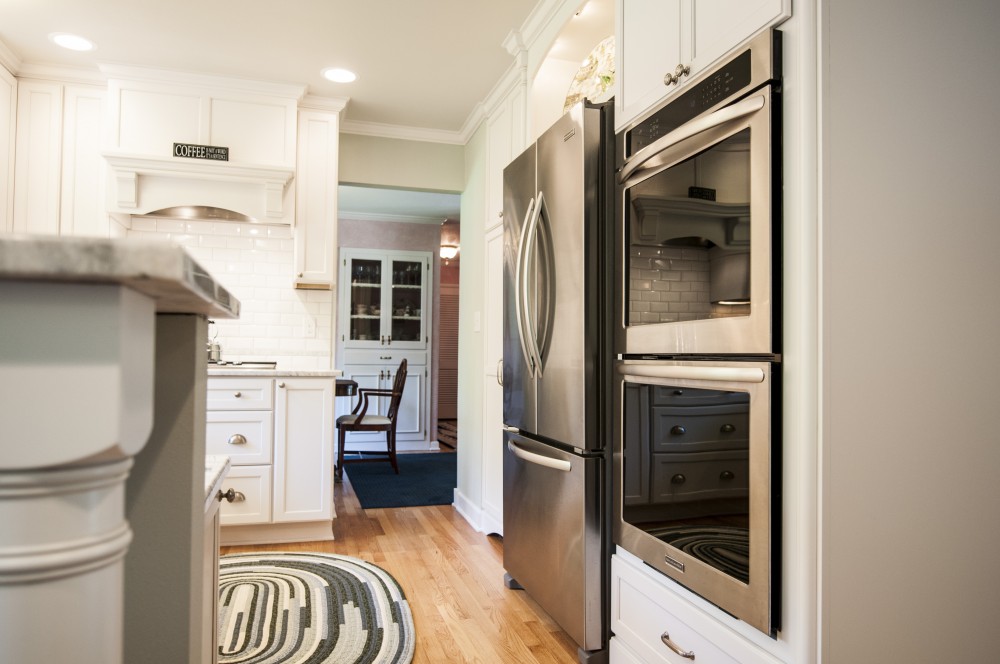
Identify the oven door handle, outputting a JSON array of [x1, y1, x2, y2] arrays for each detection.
[[619, 363, 765, 384], [507, 440, 572, 472], [514, 196, 537, 377], [619, 93, 766, 185]]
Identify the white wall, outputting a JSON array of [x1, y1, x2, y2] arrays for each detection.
[[126, 218, 335, 370], [339, 133, 464, 192], [820, 1, 1000, 660]]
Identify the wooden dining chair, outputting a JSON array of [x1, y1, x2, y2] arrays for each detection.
[[336, 358, 407, 480]]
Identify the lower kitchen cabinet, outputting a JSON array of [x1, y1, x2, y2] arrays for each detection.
[[611, 549, 781, 664], [338, 349, 428, 446], [207, 375, 335, 544]]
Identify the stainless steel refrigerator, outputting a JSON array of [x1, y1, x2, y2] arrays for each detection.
[[502, 100, 613, 662]]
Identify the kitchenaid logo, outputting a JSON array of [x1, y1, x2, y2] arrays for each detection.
[[173, 142, 229, 161]]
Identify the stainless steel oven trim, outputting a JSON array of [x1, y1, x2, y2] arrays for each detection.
[[613, 358, 775, 635], [616, 87, 777, 356]]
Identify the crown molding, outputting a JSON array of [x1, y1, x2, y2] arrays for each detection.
[[299, 94, 349, 113], [339, 118, 466, 145], [338, 210, 446, 224], [0, 39, 21, 75], [99, 63, 307, 100], [11, 62, 107, 86]]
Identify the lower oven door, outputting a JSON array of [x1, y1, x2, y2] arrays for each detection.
[[613, 357, 778, 636]]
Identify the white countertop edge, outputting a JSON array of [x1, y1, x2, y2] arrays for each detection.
[[207, 369, 344, 377], [205, 455, 231, 511]]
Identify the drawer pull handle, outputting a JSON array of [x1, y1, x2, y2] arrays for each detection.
[[670, 425, 686, 436], [671, 473, 686, 485], [218, 488, 246, 503], [234, 392, 242, 398], [720, 470, 735, 481], [227, 434, 248, 446], [720, 423, 736, 433], [661, 631, 695, 660]]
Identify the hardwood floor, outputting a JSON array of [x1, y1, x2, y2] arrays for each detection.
[[220, 470, 579, 663]]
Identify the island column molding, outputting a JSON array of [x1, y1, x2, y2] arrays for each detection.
[[0, 236, 239, 664]]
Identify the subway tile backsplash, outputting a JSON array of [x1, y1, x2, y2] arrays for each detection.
[[126, 218, 334, 370]]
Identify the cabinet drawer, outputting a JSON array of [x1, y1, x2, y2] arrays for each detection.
[[611, 553, 778, 664], [650, 450, 748, 503], [341, 349, 426, 366], [207, 378, 273, 410], [218, 465, 272, 526], [206, 411, 273, 465], [651, 404, 749, 453]]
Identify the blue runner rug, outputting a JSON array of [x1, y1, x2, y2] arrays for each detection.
[[344, 452, 456, 509]]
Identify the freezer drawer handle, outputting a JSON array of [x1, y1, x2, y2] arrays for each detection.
[[620, 363, 765, 384], [660, 631, 695, 660], [507, 440, 571, 472]]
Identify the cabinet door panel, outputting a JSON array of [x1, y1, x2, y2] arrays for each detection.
[[691, 0, 786, 72], [206, 410, 273, 465], [273, 378, 333, 522], [395, 371, 423, 438], [13, 81, 63, 235], [219, 465, 272, 525], [616, 0, 684, 130]]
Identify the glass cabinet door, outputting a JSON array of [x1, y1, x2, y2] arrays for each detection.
[[390, 259, 424, 346], [348, 257, 383, 343]]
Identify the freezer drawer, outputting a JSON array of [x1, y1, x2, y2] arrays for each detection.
[[502, 432, 603, 652]]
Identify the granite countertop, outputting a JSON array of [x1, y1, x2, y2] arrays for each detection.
[[205, 455, 231, 512], [0, 235, 239, 319], [207, 368, 344, 377]]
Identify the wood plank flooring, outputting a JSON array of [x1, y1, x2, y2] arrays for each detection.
[[220, 469, 578, 664]]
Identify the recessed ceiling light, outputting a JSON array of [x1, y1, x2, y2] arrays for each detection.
[[322, 68, 357, 83], [49, 33, 95, 52]]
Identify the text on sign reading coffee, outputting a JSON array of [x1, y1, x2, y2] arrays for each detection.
[[173, 143, 229, 161]]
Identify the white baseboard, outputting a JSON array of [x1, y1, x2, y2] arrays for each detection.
[[452, 488, 484, 533]]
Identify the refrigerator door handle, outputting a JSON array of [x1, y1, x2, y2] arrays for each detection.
[[619, 93, 766, 186], [521, 191, 545, 376], [532, 190, 553, 376], [507, 440, 572, 472], [619, 362, 766, 384], [515, 197, 537, 376]]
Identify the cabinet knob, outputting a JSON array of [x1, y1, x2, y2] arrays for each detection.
[[663, 63, 691, 86], [297, 272, 303, 278], [671, 474, 686, 485], [720, 423, 736, 433], [387, 335, 392, 345], [720, 470, 735, 481], [227, 433, 247, 446], [233, 392, 242, 398], [670, 425, 686, 436], [278, 382, 285, 388], [672, 389, 684, 396], [218, 488, 246, 503]]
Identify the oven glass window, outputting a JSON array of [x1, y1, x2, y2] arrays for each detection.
[[622, 382, 750, 583], [626, 128, 751, 327]]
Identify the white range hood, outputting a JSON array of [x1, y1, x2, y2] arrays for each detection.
[[104, 151, 295, 223]]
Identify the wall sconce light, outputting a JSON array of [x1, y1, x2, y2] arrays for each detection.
[[440, 244, 459, 260]]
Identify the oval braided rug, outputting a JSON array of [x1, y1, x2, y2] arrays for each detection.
[[218, 552, 415, 664]]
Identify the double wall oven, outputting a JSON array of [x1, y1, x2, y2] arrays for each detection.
[[613, 29, 782, 636]]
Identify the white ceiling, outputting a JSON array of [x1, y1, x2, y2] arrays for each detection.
[[0, 0, 614, 221]]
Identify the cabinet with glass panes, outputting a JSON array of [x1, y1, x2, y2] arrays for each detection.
[[339, 249, 431, 350]]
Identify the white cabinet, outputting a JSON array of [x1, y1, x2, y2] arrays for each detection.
[[481, 225, 505, 535], [294, 105, 342, 289], [339, 349, 427, 445], [206, 375, 335, 544], [12, 80, 108, 236], [614, 0, 790, 130], [486, 85, 525, 232], [0, 65, 15, 233], [611, 549, 782, 664], [339, 248, 431, 351]]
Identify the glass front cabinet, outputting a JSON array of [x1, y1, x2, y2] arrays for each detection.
[[337, 248, 432, 446], [340, 250, 430, 350]]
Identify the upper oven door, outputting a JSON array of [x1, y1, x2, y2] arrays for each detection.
[[616, 85, 779, 356]]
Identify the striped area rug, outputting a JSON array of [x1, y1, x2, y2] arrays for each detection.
[[218, 552, 415, 664]]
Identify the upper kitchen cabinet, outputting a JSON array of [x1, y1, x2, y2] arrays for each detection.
[[339, 249, 431, 351], [486, 84, 526, 233], [100, 66, 303, 224], [614, 0, 790, 131], [293, 100, 345, 289], [0, 65, 14, 232], [11, 79, 108, 236]]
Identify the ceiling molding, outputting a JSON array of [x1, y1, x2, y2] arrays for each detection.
[[13, 62, 106, 86], [0, 39, 21, 75], [339, 118, 466, 145], [99, 64, 307, 100], [338, 210, 446, 224], [299, 94, 350, 113]]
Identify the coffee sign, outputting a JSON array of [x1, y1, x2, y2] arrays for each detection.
[[173, 142, 229, 162]]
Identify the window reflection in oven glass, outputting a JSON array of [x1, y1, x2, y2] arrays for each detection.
[[626, 128, 752, 327], [623, 382, 750, 583]]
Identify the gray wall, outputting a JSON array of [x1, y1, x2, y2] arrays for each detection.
[[339, 133, 464, 193], [821, 1, 1000, 660]]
